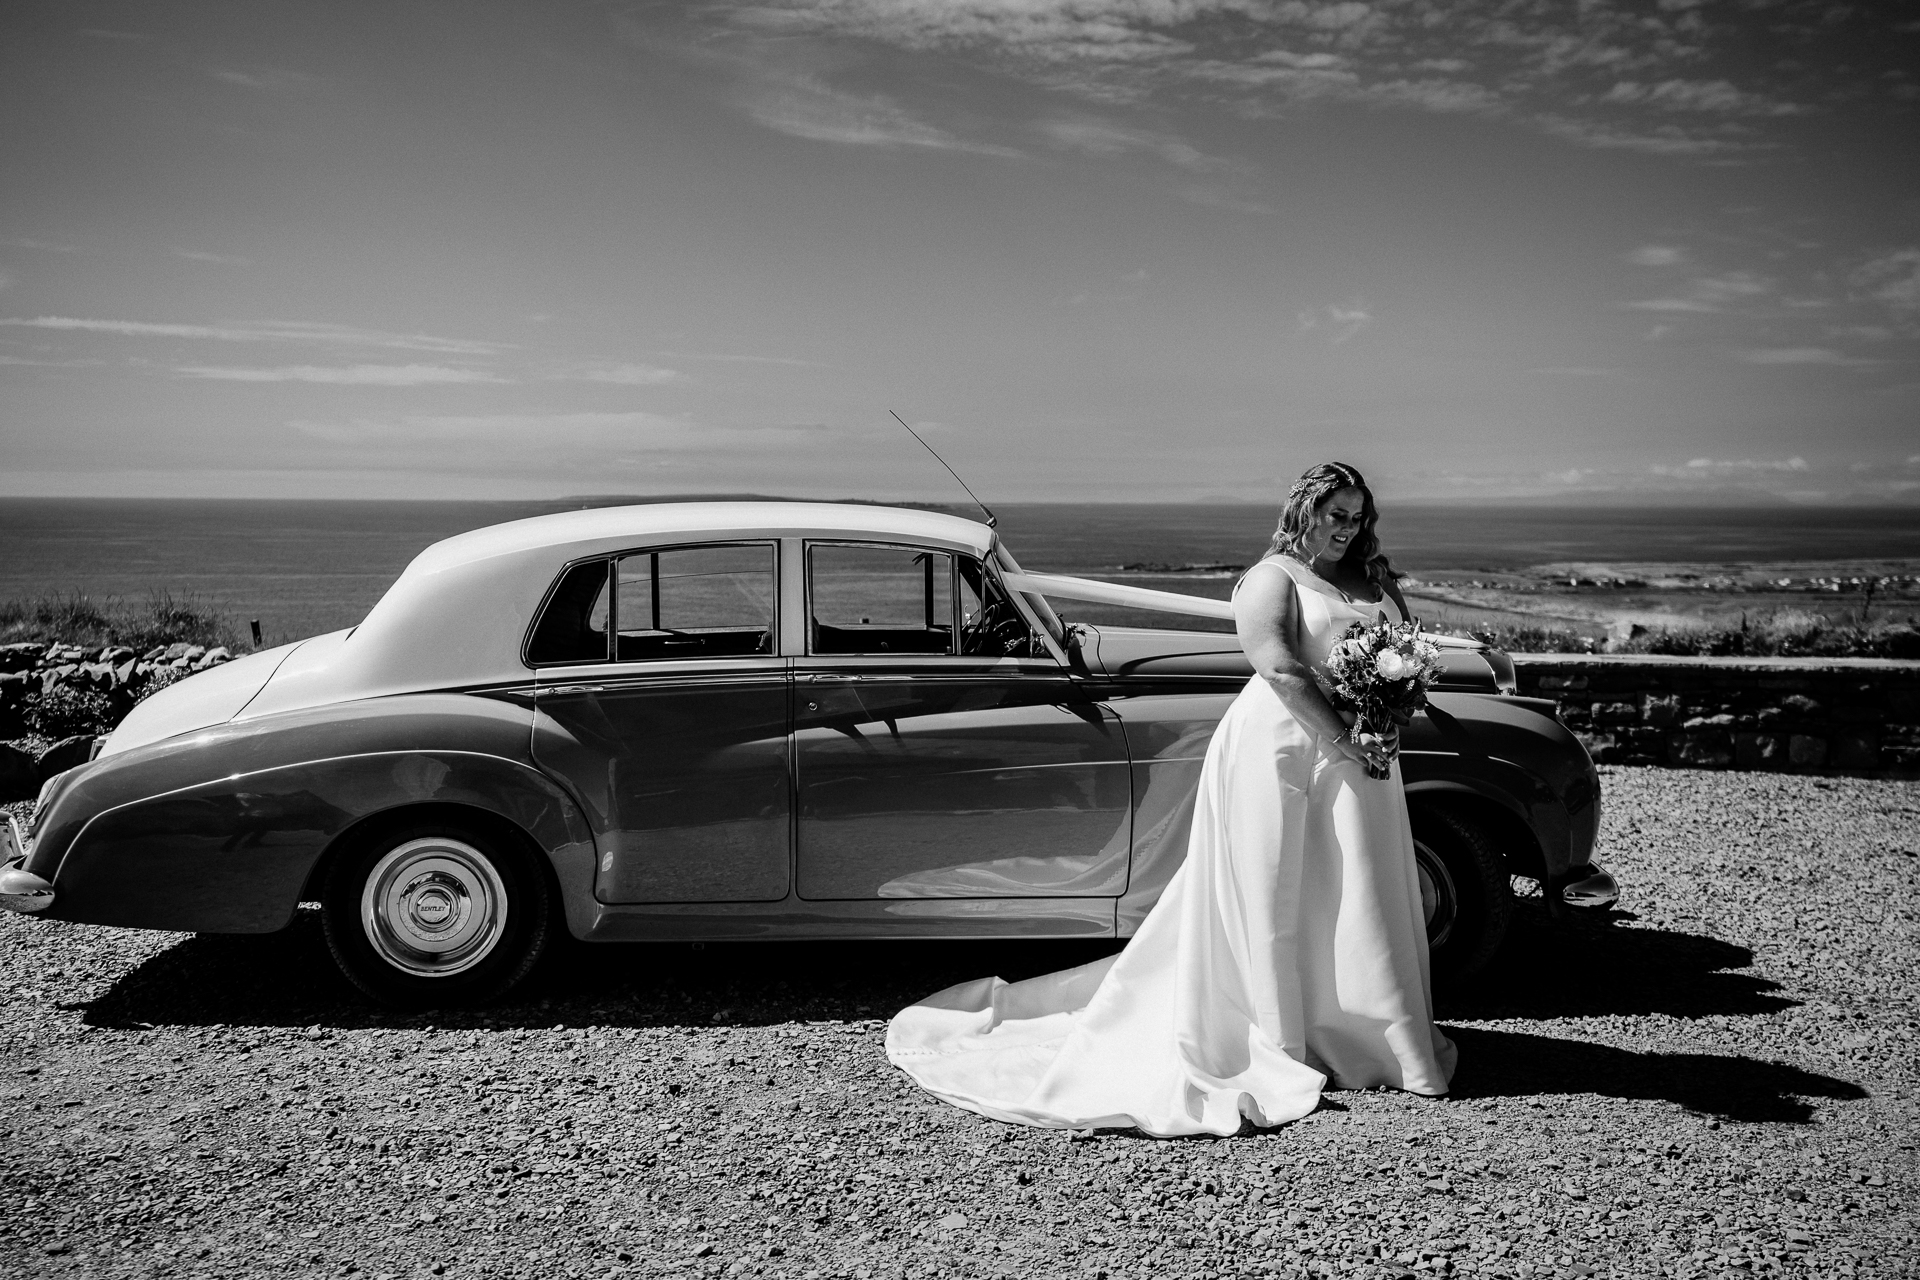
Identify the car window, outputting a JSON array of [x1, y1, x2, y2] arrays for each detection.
[[614, 543, 776, 660], [958, 556, 1048, 659], [809, 544, 954, 655], [526, 559, 611, 665]]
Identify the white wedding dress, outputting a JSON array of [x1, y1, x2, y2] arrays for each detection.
[[886, 556, 1455, 1136]]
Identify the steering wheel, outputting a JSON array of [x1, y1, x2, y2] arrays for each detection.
[[962, 604, 1034, 657]]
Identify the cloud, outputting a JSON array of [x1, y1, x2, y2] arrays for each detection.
[[1625, 245, 1684, 267], [0, 355, 104, 368], [712, 0, 1858, 164], [1624, 297, 1715, 313], [1360, 78, 1501, 114], [650, 349, 815, 367], [1037, 115, 1231, 171], [731, 0, 1199, 64], [1851, 249, 1920, 317], [173, 249, 251, 267], [177, 364, 504, 385], [1735, 347, 1877, 367], [1253, 48, 1347, 70], [1651, 456, 1809, 476], [1299, 301, 1371, 344], [0, 316, 504, 355], [1601, 79, 1803, 116], [569, 363, 681, 385], [212, 67, 319, 93], [1534, 115, 1752, 156], [742, 68, 1020, 156], [1625, 270, 1774, 314]]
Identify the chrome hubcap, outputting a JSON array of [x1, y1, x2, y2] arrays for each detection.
[[361, 837, 507, 978], [1413, 839, 1458, 950]]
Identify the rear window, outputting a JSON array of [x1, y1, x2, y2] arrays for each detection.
[[614, 543, 776, 660], [526, 542, 777, 665]]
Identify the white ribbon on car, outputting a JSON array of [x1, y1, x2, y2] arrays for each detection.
[[999, 570, 1236, 621], [1001, 569, 1486, 652]]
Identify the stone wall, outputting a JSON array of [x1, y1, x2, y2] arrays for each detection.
[[1511, 653, 1920, 777], [0, 640, 235, 739]]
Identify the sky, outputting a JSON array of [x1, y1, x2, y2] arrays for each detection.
[[1, 0, 1916, 505]]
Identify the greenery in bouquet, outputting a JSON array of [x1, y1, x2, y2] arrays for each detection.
[[1322, 620, 1445, 778]]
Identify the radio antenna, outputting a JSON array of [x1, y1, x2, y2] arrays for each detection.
[[889, 409, 997, 528]]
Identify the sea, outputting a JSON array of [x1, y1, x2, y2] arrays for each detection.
[[3, 498, 1918, 644]]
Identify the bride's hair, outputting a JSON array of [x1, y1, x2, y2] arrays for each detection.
[[1266, 462, 1395, 583]]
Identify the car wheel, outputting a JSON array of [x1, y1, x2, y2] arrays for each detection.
[[322, 819, 554, 1008], [1409, 808, 1513, 982]]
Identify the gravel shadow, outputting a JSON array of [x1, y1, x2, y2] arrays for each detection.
[[1436, 899, 1797, 1022], [76, 909, 1130, 1032], [79, 896, 1791, 1032], [1441, 1025, 1868, 1123]]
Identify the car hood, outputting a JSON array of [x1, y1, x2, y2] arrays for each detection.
[[98, 640, 306, 758], [1078, 625, 1510, 693]]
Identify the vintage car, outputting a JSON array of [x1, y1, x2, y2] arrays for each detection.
[[0, 503, 1613, 1006]]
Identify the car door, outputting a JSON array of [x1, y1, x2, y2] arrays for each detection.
[[793, 542, 1131, 900], [528, 542, 791, 903]]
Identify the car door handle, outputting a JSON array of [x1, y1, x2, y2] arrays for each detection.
[[544, 684, 607, 696], [806, 674, 862, 683]]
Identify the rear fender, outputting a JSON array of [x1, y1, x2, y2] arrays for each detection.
[[46, 749, 593, 934], [37, 692, 595, 934]]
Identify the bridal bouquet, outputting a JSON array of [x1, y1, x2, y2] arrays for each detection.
[[1322, 620, 1445, 779]]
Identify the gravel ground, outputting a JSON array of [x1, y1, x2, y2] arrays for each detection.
[[1, 766, 1915, 1280]]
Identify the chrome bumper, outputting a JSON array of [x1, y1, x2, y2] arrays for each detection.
[[1560, 862, 1619, 910], [0, 813, 52, 914]]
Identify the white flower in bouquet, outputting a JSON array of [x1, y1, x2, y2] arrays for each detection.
[[1374, 649, 1412, 681]]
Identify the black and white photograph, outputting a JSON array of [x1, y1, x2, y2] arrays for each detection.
[[1, 3, 1915, 1280]]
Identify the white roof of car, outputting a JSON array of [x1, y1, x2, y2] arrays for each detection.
[[220, 501, 998, 725], [411, 501, 995, 574]]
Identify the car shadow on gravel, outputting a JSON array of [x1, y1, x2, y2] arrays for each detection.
[[76, 911, 1865, 1126], [1439, 1025, 1866, 1124], [1436, 899, 1796, 1022], [82, 898, 1789, 1032], [76, 908, 1130, 1032]]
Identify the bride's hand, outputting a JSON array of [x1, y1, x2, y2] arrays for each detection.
[[1330, 731, 1390, 773], [1351, 728, 1396, 772]]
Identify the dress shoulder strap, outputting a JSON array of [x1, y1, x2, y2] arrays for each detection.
[[1231, 557, 1297, 599]]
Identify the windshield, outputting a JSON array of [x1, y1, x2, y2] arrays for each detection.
[[991, 542, 1066, 649]]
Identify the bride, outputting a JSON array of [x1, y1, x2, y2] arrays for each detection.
[[885, 462, 1456, 1136]]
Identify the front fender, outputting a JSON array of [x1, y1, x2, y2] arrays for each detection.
[[1404, 692, 1599, 878], [32, 692, 594, 934]]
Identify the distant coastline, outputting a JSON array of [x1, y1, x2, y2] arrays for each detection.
[[3, 497, 1916, 647]]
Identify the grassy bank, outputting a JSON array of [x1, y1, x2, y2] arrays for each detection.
[[1442, 611, 1920, 658], [0, 591, 249, 654], [1443, 614, 1920, 660]]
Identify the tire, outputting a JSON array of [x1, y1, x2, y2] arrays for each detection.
[[1408, 807, 1513, 982], [322, 817, 554, 1008]]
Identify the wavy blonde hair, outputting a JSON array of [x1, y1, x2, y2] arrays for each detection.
[[1265, 461, 1395, 583]]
